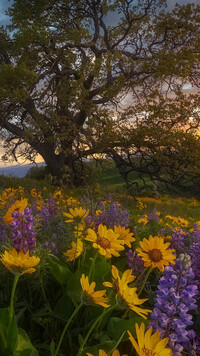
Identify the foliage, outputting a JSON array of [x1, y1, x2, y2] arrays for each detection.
[[26, 166, 50, 181], [0, 0, 199, 187]]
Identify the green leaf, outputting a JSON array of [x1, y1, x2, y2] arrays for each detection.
[[92, 255, 111, 286], [107, 316, 145, 341], [54, 292, 73, 319], [78, 334, 84, 346], [48, 258, 73, 285], [0, 307, 18, 354], [0, 325, 7, 352], [14, 328, 38, 356], [66, 270, 82, 304], [50, 340, 55, 356]]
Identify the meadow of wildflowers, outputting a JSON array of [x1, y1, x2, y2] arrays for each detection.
[[0, 185, 199, 355]]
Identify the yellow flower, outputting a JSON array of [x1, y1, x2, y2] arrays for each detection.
[[138, 215, 148, 225], [96, 210, 102, 216], [164, 235, 172, 242], [36, 199, 43, 211], [87, 350, 128, 356], [188, 200, 199, 207], [0, 248, 40, 275], [128, 322, 172, 356], [80, 274, 110, 308], [103, 200, 112, 205], [196, 222, 200, 229], [114, 225, 135, 248], [74, 223, 86, 237], [31, 188, 37, 197], [103, 265, 135, 292], [136, 235, 176, 272], [165, 215, 189, 228], [64, 239, 83, 262], [0, 188, 17, 209], [85, 224, 124, 258], [66, 197, 79, 206], [116, 283, 151, 319], [137, 201, 147, 210], [63, 207, 88, 223], [3, 198, 28, 224], [53, 190, 63, 205], [18, 186, 24, 196], [53, 190, 62, 200], [139, 197, 162, 204]]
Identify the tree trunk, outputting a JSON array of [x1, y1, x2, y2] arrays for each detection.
[[37, 144, 76, 185]]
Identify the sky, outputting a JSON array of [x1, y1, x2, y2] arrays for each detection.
[[0, 0, 11, 27], [0, 0, 198, 27], [0, 0, 199, 166]]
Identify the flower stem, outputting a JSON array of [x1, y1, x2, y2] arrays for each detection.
[[132, 266, 148, 287], [88, 252, 98, 280], [54, 302, 83, 356], [108, 330, 126, 356], [39, 272, 52, 312], [77, 304, 116, 356], [8, 273, 20, 333], [9, 273, 20, 321], [73, 223, 79, 266], [138, 266, 152, 296]]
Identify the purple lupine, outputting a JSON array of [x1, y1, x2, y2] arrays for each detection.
[[150, 254, 199, 356], [170, 229, 187, 254], [39, 197, 57, 228], [47, 197, 57, 216], [0, 217, 6, 243], [147, 208, 160, 224], [188, 242, 200, 280], [188, 225, 200, 280], [115, 205, 129, 228], [126, 249, 145, 278], [31, 197, 39, 216], [158, 226, 173, 237], [107, 193, 112, 201], [10, 208, 37, 253], [191, 225, 200, 243], [43, 240, 58, 255], [107, 202, 119, 227], [85, 202, 129, 229], [40, 205, 50, 228]]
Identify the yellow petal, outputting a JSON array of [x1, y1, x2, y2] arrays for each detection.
[[127, 330, 140, 354]]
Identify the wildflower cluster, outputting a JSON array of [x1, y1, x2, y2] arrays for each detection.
[[0, 187, 24, 209], [0, 185, 200, 356]]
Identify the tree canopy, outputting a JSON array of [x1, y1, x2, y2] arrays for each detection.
[[0, 0, 200, 189]]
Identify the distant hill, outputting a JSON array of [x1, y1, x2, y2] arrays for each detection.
[[0, 162, 46, 178]]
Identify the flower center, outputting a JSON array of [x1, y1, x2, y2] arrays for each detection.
[[142, 349, 157, 356], [148, 248, 163, 262], [96, 237, 111, 249]]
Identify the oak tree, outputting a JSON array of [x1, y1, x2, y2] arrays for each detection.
[[0, 0, 199, 186]]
